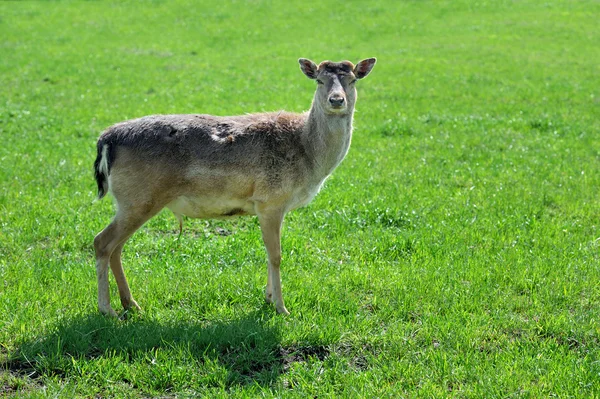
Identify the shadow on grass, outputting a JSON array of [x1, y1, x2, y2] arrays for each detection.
[[3, 307, 328, 392]]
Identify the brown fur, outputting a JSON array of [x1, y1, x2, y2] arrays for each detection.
[[93, 58, 376, 317], [318, 61, 355, 75]]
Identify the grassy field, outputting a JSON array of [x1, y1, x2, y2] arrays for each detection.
[[1, 0, 599, 397]]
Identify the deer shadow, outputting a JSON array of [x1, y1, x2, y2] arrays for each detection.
[[5, 307, 297, 390]]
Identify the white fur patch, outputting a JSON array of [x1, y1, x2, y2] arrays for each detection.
[[98, 144, 112, 196], [99, 144, 109, 177]]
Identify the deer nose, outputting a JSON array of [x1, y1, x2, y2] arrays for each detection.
[[329, 95, 345, 107]]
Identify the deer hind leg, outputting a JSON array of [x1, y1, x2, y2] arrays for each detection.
[[110, 242, 140, 311], [257, 207, 289, 315], [94, 205, 161, 317]]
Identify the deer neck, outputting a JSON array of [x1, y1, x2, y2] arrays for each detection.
[[303, 101, 354, 179]]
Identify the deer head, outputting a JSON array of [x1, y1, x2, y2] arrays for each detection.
[[299, 58, 376, 115]]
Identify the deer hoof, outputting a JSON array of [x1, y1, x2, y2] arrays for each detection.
[[99, 306, 119, 318], [124, 299, 141, 311], [276, 306, 290, 316]]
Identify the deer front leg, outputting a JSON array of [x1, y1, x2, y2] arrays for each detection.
[[257, 208, 289, 315]]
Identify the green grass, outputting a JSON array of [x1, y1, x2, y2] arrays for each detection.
[[1, 0, 599, 397]]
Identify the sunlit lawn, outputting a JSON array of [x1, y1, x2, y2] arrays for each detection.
[[1, 0, 599, 397]]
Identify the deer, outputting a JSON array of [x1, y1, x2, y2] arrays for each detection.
[[93, 57, 376, 317]]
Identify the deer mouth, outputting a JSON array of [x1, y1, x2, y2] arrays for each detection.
[[326, 105, 349, 115]]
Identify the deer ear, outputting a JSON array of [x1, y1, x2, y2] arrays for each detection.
[[354, 58, 377, 79], [298, 58, 318, 79]]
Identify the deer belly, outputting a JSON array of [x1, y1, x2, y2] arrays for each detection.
[[166, 196, 255, 219]]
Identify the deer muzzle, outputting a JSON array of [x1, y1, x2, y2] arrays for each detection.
[[328, 95, 345, 108]]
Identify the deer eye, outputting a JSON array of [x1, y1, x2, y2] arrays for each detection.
[[350, 79, 357, 85], [316, 79, 324, 85]]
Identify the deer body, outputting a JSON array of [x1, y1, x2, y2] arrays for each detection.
[[93, 58, 376, 317]]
